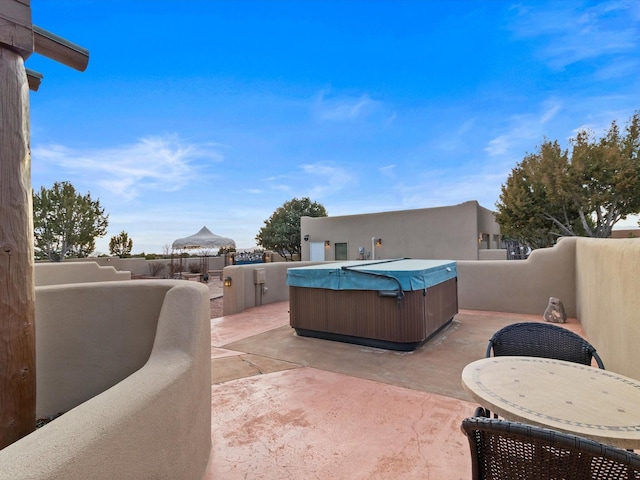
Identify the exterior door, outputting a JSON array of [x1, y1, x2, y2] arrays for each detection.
[[310, 242, 325, 261]]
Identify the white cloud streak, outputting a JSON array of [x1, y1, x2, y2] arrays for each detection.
[[299, 162, 354, 198], [312, 91, 379, 121], [484, 102, 562, 157], [509, 1, 640, 71], [32, 135, 224, 200]]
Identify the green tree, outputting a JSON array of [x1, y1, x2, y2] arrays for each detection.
[[256, 197, 328, 261], [109, 230, 133, 258], [495, 113, 640, 247], [33, 181, 109, 262]]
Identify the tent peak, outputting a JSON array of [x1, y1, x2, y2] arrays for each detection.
[[172, 226, 236, 250]]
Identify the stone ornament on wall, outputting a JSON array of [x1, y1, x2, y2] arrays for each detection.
[[544, 297, 567, 323]]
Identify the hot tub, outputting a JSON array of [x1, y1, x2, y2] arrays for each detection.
[[287, 259, 458, 351]]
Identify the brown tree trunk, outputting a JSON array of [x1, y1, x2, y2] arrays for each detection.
[[0, 47, 36, 449]]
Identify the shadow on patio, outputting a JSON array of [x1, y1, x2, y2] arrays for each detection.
[[203, 302, 587, 479]]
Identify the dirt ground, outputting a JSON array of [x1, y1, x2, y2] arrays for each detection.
[[210, 297, 223, 318]]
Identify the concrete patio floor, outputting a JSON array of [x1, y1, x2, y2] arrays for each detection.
[[203, 301, 586, 479]]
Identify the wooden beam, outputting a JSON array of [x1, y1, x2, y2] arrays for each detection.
[[33, 25, 89, 72], [25, 67, 41, 90], [1, 1, 90, 89]]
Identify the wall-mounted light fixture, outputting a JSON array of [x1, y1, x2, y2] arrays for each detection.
[[478, 233, 483, 244], [375, 238, 382, 247], [223, 276, 232, 287], [303, 234, 309, 241], [325, 240, 331, 247]]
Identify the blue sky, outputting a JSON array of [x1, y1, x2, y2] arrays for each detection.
[[26, 0, 640, 254]]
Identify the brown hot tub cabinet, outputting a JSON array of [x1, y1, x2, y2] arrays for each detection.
[[287, 259, 458, 351]]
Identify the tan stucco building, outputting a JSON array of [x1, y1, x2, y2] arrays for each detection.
[[300, 200, 502, 261]]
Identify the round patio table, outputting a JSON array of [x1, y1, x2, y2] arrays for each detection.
[[462, 356, 640, 450]]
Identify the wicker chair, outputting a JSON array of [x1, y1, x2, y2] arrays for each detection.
[[461, 414, 640, 479], [486, 321, 605, 369]]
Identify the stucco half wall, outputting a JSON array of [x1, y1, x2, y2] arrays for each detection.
[[34, 261, 131, 286], [575, 238, 640, 380], [0, 280, 211, 480], [457, 237, 577, 317], [221, 237, 578, 319]]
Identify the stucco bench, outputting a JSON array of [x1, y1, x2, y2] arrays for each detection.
[[0, 280, 211, 480]]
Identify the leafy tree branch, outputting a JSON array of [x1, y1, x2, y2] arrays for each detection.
[[33, 181, 109, 261], [495, 113, 640, 248]]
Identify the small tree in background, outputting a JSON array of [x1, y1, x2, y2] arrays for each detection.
[[109, 230, 133, 258], [256, 197, 328, 261], [33, 181, 109, 261]]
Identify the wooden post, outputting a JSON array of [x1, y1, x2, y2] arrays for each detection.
[[0, 0, 88, 448], [0, 46, 36, 449]]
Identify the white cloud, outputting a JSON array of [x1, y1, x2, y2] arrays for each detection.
[[594, 59, 640, 80], [484, 102, 562, 157], [508, 1, 639, 70], [385, 112, 398, 125], [485, 135, 510, 156], [32, 135, 224, 201], [540, 105, 560, 124], [433, 118, 477, 152], [299, 162, 354, 198], [379, 164, 396, 177], [312, 91, 379, 121], [271, 184, 292, 193]]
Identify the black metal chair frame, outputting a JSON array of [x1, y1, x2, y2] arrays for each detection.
[[462, 413, 640, 479], [486, 321, 605, 369]]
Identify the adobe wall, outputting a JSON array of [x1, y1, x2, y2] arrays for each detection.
[[301, 201, 498, 261], [478, 249, 507, 260], [90, 256, 228, 277], [457, 237, 577, 317], [222, 261, 323, 316], [0, 280, 211, 480], [221, 241, 576, 317], [34, 261, 130, 286], [47, 256, 230, 278], [575, 238, 640, 379]]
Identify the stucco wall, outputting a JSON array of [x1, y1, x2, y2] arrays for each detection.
[[47, 256, 230, 278], [575, 238, 640, 379], [91, 256, 228, 277], [34, 261, 130, 286], [0, 280, 211, 480], [222, 242, 578, 318], [477, 205, 502, 249], [457, 237, 577, 317], [35, 281, 168, 414], [223, 241, 577, 318], [222, 261, 323, 316], [301, 200, 500, 262], [478, 249, 507, 260]]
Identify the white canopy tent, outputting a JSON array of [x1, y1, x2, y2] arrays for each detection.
[[171, 226, 236, 278], [171, 226, 236, 250]]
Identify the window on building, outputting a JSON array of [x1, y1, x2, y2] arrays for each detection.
[[335, 242, 348, 260], [479, 233, 489, 249]]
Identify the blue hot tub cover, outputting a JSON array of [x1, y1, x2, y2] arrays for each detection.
[[286, 258, 457, 292]]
